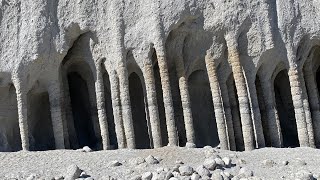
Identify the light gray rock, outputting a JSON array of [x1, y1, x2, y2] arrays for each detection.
[[82, 146, 93, 152], [64, 165, 81, 180], [222, 157, 232, 167], [185, 142, 196, 148], [129, 157, 146, 166], [294, 170, 313, 180], [142, 172, 153, 180], [179, 165, 194, 176], [130, 175, 142, 180], [108, 160, 121, 167], [196, 165, 210, 177], [262, 159, 275, 167], [191, 173, 201, 180], [215, 157, 226, 168], [204, 158, 217, 170], [145, 155, 159, 164]]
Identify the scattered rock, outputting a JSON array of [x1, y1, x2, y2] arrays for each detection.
[[129, 157, 146, 166], [179, 165, 194, 176], [222, 157, 232, 167], [108, 160, 121, 167], [294, 170, 313, 180], [203, 158, 217, 170], [82, 146, 93, 152], [238, 167, 254, 178], [175, 160, 184, 164], [262, 159, 275, 167], [185, 142, 196, 148], [145, 155, 159, 164], [204, 148, 217, 158], [172, 165, 180, 172], [215, 157, 226, 168], [54, 176, 64, 180], [26, 174, 37, 180], [211, 169, 224, 180], [281, 160, 289, 166], [165, 172, 173, 180], [203, 146, 212, 149], [130, 175, 142, 180], [169, 177, 179, 180], [141, 172, 153, 180], [195, 165, 210, 177], [64, 164, 81, 180], [172, 171, 180, 177], [292, 159, 307, 166], [190, 173, 201, 180]]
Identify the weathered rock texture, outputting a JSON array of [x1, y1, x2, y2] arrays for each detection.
[[1, 0, 320, 151]]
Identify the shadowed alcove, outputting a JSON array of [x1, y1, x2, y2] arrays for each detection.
[[273, 69, 299, 147], [129, 72, 151, 149], [28, 90, 55, 151], [188, 70, 219, 147]]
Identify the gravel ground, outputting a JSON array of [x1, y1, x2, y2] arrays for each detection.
[[0, 146, 319, 179]]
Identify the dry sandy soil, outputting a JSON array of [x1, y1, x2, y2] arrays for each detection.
[[0, 146, 319, 180]]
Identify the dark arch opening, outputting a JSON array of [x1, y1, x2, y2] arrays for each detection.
[[188, 70, 219, 147], [28, 91, 55, 151], [274, 70, 299, 147], [129, 72, 151, 149], [227, 75, 245, 151], [153, 61, 169, 146], [317, 68, 320, 98], [68, 72, 98, 149], [0, 85, 21, 152], [255, 76, 271, 147], [102, 69, 118, 149]]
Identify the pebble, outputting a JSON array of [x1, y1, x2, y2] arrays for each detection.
[[179, 165, 194, 176], [130, 175, 142, 180], [145, 155, 159, 164], [195, 165, 210, 177], [142, 172, 153, 180], [215, 157, 226, 168], [82, 146, 93, 152], [222, 157, 232, 167], [262, 159, 275, 167], [190, 173, 201, 180], [185, 142, 196, 148], [204, 157, 217, 170], [108, 160, 121, 167], [129, 157, 146, 165], [65, 164, 81, 180]]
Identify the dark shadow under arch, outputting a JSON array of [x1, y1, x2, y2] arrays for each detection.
[[188, 70, 219, 147]]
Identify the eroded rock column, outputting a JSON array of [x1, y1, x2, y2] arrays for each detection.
[[304, 65, 320, 147], [260, 77, 282, 147], [299, 69, 315, 147], [246, 75, 266, 148], [219, 80, 236, 151], [109, 69, 126, 149], [156, 50, 178, 146], [143, 61, 162, 148], [225, 33, 254, 151], [288, 66, 310, 147], [175, 57, 195, 145], [13, 75, 29, 150], [118, 63, 136, 149], [205, 52, 228, 150], [48, 80, 65, 149], [95, 63, 110, 150]]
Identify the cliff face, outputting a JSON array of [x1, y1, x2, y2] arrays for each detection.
[[1, 0, 320, 152], [0, 0, 318, 87]]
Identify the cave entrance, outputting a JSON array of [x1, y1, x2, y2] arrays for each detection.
[[102, 69, 117, 149], [68, 72, 98, 149], [274, 70, 299, 147], [129, 72, 151, 149], [28, 91, 55, 151], [188, 70, 219, 147]]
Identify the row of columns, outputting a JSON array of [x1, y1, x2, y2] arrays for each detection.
[[13, 39, 320, 151]]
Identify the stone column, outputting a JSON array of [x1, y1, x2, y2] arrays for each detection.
[[205, 52, 228, 150], [219, 80, 236, 151], [260, 77, 282, 147], [226, 79, 245, 151], [13, 76, 29, 151], [299, 69, 315, 147], [246, 75, 266, 148], [48, 80, 65, 149], [95, 63, 110, 150], [304, 66, 320, 147], [143, 61, 162, 148], [156, 52, 178, 146], [118, 63, 136, 149], [109, 70, 126, 149], [288, 67, 310, 147], [225, 34, 254, 151], [175, 60, 195, 145]]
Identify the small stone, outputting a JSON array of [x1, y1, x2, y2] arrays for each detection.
[[84, 178, 94, 180], [142, 172, 153, 180], [145, 155, 159, 164], [130, 175, 142, 180], [215, 157, 225, 168], [295, 170, 313, 180], [179, 165, 194, 176], [108, 160, 121, 167], [222, 157, 232, 167], [262, 159, 275, 167], [203, 158, 217, 170], [196, 165, 210, 177], [175, 160, 184, 164], [165, 172, 174, 179], [156, 167, 164, 173], [292, 159, 307, 166], [238, 167, 253, 177], [54, 176, 64, 180], [65, 164, 81, 180], [211, 170, 223, 180], [205, 148, 217, 158], [172, 164, 180, 172], [203, 146, 212, 149], [185, 142, 196, 148], [82, 146, 93, 152], [129, 157, 146, 165], [281, 160, 289, 166], [172, 171, 180, 177], [190, 173, 201, 180], [26, 174, 37, 180], [169, 178, 179, 180], [238, 159, 246, 165]]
